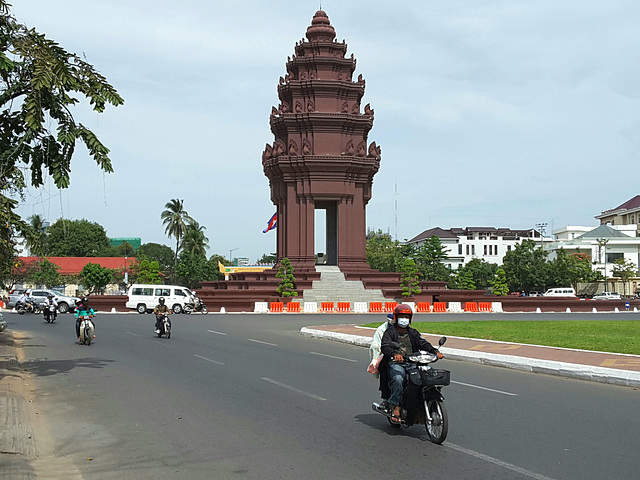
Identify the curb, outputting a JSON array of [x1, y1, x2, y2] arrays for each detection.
[[299, 327, 640, 388]]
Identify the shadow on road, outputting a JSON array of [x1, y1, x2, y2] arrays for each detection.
[[23, 357, 115, 377]]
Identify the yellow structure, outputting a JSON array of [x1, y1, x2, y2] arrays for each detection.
[[218, 261, 274, 279]]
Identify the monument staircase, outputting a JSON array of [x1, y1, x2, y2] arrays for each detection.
[[301, 266, 387, 306]]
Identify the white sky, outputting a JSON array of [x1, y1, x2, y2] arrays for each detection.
[[12, 0, 640, 262]]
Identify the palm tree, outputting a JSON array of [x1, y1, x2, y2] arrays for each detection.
[[180, 219, 209, 258], [161, 199, 192, 279], [26, 214, 48, 256]]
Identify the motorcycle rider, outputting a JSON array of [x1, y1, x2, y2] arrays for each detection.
[[75, 296, 95, 340], [18, 290, 33, 312], [381, 304, 443, 424], [153, 297, 171, 334], [368, 313, 395, 411], [43, 293, 58, 322]]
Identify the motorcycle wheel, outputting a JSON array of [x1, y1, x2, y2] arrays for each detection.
[[85, 327, 91, 346], [166, 325, 171, 339], [201, 305, 208, 314], [425, 399, 448, 444]]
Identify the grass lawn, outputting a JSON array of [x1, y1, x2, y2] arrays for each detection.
[[362, 320, 640, 355]]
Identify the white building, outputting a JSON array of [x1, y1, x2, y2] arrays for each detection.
[[405, 227, 551, 269], [548, 224, 640, 280]]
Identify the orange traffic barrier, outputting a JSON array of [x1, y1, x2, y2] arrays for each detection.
[[337, 302, 350, 312], [416, 302, 431, 313], [369, 302, 383, 313], [269, 302, 284, 312], [384, 302, 398, 313], [464, 302, 479, 312], [433, 302, 447, 313], [321, 302, 335, 312], [287, 302, 300, 313], [479, 302, 492, 312]]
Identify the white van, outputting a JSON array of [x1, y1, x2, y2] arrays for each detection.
[[542, 287, 576, 297], [126, 284, 194, 314]]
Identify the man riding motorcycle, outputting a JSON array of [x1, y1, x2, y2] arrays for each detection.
[[381, 304, 443, 424], [153, 297, 171, 334], [43, 293, 58, 322], [75, 296, 95, 340], [18, 291, 34, 312]]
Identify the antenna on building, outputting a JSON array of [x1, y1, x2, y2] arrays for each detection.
[[394, 180, 398, 241]]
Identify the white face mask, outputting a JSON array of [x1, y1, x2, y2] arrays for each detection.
[[397, 318, 410, 328]]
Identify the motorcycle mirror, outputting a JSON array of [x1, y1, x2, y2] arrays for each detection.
[[439, 337, 447, 346]]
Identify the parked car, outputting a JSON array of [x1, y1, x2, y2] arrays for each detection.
[[7, 289, 79, 313], [542, 288, 576, 297], [592, 292, 621, 300], [528, 291, 542, 297]]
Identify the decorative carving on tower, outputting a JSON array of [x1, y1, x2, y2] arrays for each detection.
[[262, 10, 381, 272]]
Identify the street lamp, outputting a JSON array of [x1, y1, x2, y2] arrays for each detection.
[[229, 248, 238, 266], [596, 238, 609, 293]]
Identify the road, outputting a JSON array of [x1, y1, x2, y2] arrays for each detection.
[[4, 312, 639, 479]]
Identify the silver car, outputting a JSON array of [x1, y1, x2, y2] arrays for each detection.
[[592, 292, 622, 300], [9, 289, 80, 313]]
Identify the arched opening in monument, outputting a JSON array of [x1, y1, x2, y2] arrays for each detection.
[[315, 201, 338, 266]]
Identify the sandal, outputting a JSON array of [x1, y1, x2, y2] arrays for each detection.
[[390, 414, 402, 425]]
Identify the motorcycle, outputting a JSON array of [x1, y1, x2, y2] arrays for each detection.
[[155, 312, 171, 338], [17, 301, 40, 315], [184, 296, 207, 314], [372, 337, 450, 445], [44, 303, 57, 323], [78, 314, 95, 346]]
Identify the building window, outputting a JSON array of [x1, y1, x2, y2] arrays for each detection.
[[458, 244, 462, 255], [507, 245, 512, 251], [484, 245, 487, 255], [466, 245, 469, 255], [631, 215, 635, 224], [472, 245, 475, 255]]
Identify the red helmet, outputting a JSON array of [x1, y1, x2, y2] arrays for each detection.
[[393, 304, 413, 323]]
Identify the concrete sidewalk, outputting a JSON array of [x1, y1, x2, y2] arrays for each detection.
[[300, 324, 640, 388]]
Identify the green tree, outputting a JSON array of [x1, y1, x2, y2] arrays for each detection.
[[612, 257, 637, 296], [24, 214, 48, 256], [411, 236, 451, 282], [460, 258, 498, 290], [0, 257, 23, 292], [161, 199, 192, 280], [366, 229, 403, 272], [0, 1, 123, 280], [276, 257, 297, 297], [180, 219, 208, 257], [502, 239, 548, 292], [491, 267, 509, 296], [137, 243, 174, 275], [46, 218, 111, 256], [449, 269, 476, 290], [207, 254, 228, 281], [79, 262, 113, 294], [549, 249, 600, 291], [27, 257, 60, 287], [137, 259, 162, 285], [399, 257, 421, 297], [176, 252, 215, 290]]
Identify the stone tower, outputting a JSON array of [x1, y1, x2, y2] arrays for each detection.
[[262, 10, 381, 273]]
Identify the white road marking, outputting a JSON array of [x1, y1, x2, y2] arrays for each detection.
[[451, 380, 518, 396], [194, 354, 224, 365], [446, 442, 556, 480], [126, 332, 138, 336], [152, 340, 171, 347], [207, 330, 226, 335], [247, 338, 278, 347], [310, 352, 358, 362], [261, 377, 327, 401]]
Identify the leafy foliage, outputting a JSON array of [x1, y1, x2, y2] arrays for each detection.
[[161, 199, 192, 281], [612, 257, 637, 296], [0, 1, 123, 283], [27, 257, 60, 287], [501, 239, 548, 292], [399, 258, 421, 297], [366, 229, 403, 272], [137, 259, 162, 285], [46, 218, 111, 256], [491, 267, 509, 296], [79, 262, 114, 294], [276, 257, 297, 297], [137, 243, 174, 274]]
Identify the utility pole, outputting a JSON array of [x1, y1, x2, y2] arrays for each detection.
[[535, 223, 547, 251]]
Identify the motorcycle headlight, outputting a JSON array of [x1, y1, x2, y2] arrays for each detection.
[[407, 353, 438, 363]]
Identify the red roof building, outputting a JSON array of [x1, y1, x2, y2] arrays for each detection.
[[18, 257, 136, 275]]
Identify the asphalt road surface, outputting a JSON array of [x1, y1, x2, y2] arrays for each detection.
[[5, 312, 639, 479]]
